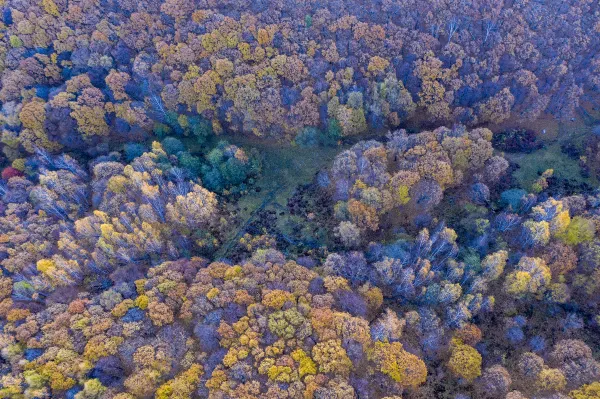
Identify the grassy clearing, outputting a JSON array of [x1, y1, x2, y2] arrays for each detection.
[[504, 142, 596, 190], [206, 135, 346, 258], [498, 104, 600, 191], [225, 137, 345, 217]]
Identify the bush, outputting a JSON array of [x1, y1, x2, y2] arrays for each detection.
[[492, 128, 542, 153]]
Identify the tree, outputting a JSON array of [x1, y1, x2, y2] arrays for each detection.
[[476, 365, 512, 399], [569, 382, 600, 399], [335, 221, 362, 247], [414, 52, 452, 122], [155, 364, 203, 399], [504, 257, 551, 298], [448, 340, 482, 382], [477, 88, 515, 124], [369, 341, 427, 388], [105, 70, 131, 101], [558, 216, 596, 246], [347, 199, 379, 232], [481, 250, 508, 281], [312, 339, 353, 375], [521, 220, 550, 248]]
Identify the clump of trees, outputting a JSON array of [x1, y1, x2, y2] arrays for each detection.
[[200, 141, 261, 194], [324, 125, 503, 242]]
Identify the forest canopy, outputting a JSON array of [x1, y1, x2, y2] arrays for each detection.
[[1, 0, 600, 398], [1, 0, 600, 154]]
